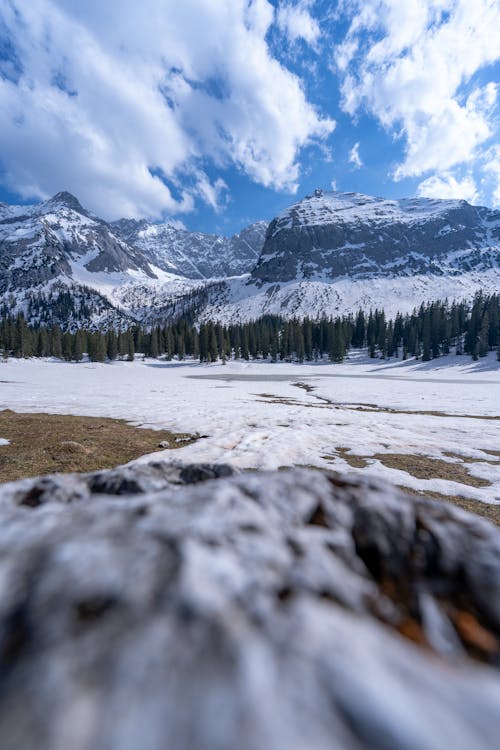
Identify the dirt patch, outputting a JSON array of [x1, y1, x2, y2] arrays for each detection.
[[291, 382, 316, 393], [255, 394, 329, 409], [347, 404, 500, 420], [443, 451, 500, 465], [0, 410, 197, 483], [400, 486, 500, 526], [375, 453, 491, 488], [322, 448, 369, 469], [255, 391, 499, 422]]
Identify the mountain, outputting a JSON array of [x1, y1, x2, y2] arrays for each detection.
[[252, 189, 500, 283], [179, 189, 500, 323], [1, 188, 498, 329], [0, 191, 265, 328], [110, 218, 267, 279], [0, 191, 159, 297]]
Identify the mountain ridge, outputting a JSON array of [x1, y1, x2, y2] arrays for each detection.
[[0, 188, 498, 329]]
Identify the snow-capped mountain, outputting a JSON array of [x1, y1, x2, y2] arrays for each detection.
[[252, 189, 500, 282], [0, 191, 266, 327], [0, 191, 156, 297], [0, 191, 166, 329], [166, 189, 500, 323], [1, 188, 498, 329], [110, 218, 266, 279]]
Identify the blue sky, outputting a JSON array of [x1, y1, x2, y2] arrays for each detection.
[[0, 0, 499, 235]]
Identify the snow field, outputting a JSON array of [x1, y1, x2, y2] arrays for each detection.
[[0, 354, 498, 506]]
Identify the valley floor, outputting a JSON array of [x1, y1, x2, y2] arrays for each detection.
[[0, 352, 499, 515]]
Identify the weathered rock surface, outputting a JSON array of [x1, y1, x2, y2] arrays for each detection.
[[252, 189, 500, 283], [0, 462, 499, 750], [111, 218, 267, 279]]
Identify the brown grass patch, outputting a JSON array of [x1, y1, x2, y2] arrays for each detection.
[[0, 409, 197, 483], [374, 453, 491, 488], [348, 404, 499, 420], [322, 448, 369, 469], [400, 486, 500, 526], [291, 382, 316, 393], [443, 451, 500, 465]]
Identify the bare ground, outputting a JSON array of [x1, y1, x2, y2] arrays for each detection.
[[0, 410, 196, 483]]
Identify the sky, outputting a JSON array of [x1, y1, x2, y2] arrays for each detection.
[[0, 0, 499, 235]]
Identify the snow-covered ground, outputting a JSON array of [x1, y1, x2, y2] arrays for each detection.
[[0, 353, 499, 506], [198, 269, 500, 322]]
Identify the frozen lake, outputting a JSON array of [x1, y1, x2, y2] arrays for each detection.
[[1, 352, 499, 506]]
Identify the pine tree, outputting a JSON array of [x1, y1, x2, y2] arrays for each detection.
[[73, 330, 84, 362], [127, 330, 135, 362], [107, 330, 118, 361]]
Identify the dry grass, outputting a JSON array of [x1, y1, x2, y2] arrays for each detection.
[[400, 486, 500, 526], [443, 451, 500, 465], [0, 410, 197, 483], [322, 447, 369, 469], [323, 447, 498, 524], [374, 453, 491, 488], [291, 382, 316, 393]]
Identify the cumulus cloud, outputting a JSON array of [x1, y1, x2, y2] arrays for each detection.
[[348, 142, 363, 168], [335, 0, 500, 187], [0, 0, 333, 219], [417, 172, 479, 203], [481, 145, 500, 207], [277, 1, 321, 49]]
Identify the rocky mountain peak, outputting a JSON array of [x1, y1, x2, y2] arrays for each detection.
[[251, 189, 500, 284], [43, 190, 88, 214]]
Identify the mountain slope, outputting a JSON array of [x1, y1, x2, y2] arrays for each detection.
[[1, 188, 498, 329], [0, 191, 157, 298], [252, 189, 500, 283], [111, 218, 267, 279], [168, 189, 499, 323]]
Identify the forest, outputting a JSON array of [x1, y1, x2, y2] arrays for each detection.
[[0, 292, 498, 364]]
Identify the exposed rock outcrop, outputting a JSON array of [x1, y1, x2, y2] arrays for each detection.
[[252, 190, 500, 283], [0, 463, 499, 750], [111, 218, 267, 279]]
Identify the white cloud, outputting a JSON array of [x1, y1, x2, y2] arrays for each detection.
[[192, 173, 230, 214], [417, 172, 478, 203], [348, 142, 363, 168], [481, 145, 500, 207], [330, 179, 338, 191], [277, 1, 321, 49], [336, 0, 500, 184], [0, 0, 334, 220]]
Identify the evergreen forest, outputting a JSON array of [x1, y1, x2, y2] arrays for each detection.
[[0, 293, 498, 364]]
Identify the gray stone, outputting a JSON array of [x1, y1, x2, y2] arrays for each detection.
[[111, 217, 267, 279], [252, 191, 500, 283], [0, 463, 499, 750]]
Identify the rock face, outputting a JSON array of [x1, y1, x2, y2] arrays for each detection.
[[2, 188, 499, 327], [111, 218, 267, 279], [252, 189, 500, 283], [0, 191, 267, 327], [0, 462, 499, 750], [0, 191, 156, 298]]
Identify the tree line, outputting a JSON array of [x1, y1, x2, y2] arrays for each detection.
[[0, 292, 498, 363]]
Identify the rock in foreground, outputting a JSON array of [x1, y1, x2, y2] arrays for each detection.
[[0, 463, 499, 750]]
